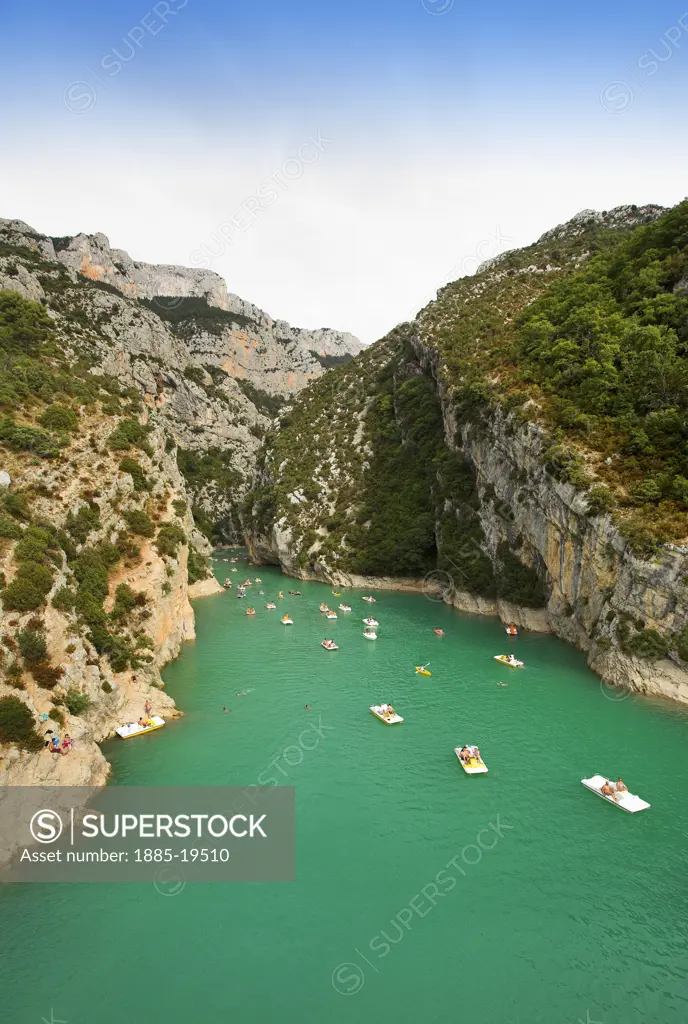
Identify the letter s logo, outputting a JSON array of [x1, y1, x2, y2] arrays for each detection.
[[30, 809, 63, 844]]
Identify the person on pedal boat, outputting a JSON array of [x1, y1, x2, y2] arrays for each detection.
[[459, 745, 471, 763], [601, 780, 616, 798], [616, 777, 628, 793]]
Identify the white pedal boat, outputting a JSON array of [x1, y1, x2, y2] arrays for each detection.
[[581, 775, 650, 813], [116, 716, 165, 739], [363, 617, 379, 627], [339, 604, 352, 612], [281, 616, 293, 625], [326, 611, 337, 619], [494, 654, 523, 668], [321, 640, 339, 650], [363, 630, 377, 640], [362, 596, 376, 603], [265, 602, 277, 609], [370, 704, 403, 725], [455, 745, 488, 775]]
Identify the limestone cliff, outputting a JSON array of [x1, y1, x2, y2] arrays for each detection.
[[0, 218, 361, 542], [244, 202, 688, 704]]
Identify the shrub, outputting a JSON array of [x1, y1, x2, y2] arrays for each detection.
[[621, 627, 668, 661], [0, 695, 42, 750], [49, 707, 65, 727], [52, 586, 76, 612], [0, 418, 62, 458], [188, 546, 210, 584], [675, 628, 688, 662], [107, 418, 151, 454], [155, 522, 186, 558], [0, 516, 22, 539], [5, 661, 24, 688], [31, 662, 63, 689], [586, 486, 616, 517], [124, 509, 155, 537], [0, 290, 54, 357], [172, 499, 187, 517], [101, 680, 113, 694], [39, 404, 78, 432], [111, 583, 137, 620], [65, 504, 100, 543], [64, 688, 91, 716], [3, 491, 30, 520], [2, 562, 54, 611], [17, 628, 47, 665], [119, 457, 149, 491]]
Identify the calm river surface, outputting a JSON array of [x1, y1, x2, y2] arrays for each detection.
[[1, 552, 687, 1023]]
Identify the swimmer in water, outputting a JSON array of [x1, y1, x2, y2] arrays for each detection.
[[222, 706, 230, 713], [305, 705, 311, 710], [498, 682, 508, 687]]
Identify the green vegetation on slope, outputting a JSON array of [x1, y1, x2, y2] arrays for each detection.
[[419, 202, 688, 548]]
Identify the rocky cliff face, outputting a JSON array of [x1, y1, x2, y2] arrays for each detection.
[[0, 218, 361, 541], [0, 415, 210, 808], [244, 203, 688, 704], [0, 215, 357, 856], [413, 337, 688, 703]]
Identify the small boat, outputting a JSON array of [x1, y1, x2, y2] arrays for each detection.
[[581, 775, 650, 813], [281, 615, 293, 625], [259, 590, 264, 595], [415, 666, 432, 676], [505, 624, 519, 636], [370, 704, 403, 725], [254, 577, 262, 583], [362, 617, 379, 627], [288, 590, 301, 596], [321, 639, 339, 651], [237, 593, 246, 599], [455, 745, 488, 775], [326, 611, 337, 620], [243, 579, 252, 587], [362, 596, 376, 604], [277, 592, 284, 599], [246, 608, 256, 616], [494, 654, 524, 668], [433, 629, 444, 636], [319, 602, 329, 613], [265, 602, 277, 609], [363, 630, 377, 640], [231, 567, 237, 572], [116, 716, 165, 739], [223, 578, 232, 588], [339, 604, 352, 612], [332, 591, 341, 597]]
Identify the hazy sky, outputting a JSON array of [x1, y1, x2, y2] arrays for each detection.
[[1, 0, 687, 342]]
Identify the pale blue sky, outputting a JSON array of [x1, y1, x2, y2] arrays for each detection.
[[1, 0, 686, 340]]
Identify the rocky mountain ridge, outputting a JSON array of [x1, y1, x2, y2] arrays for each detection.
[[0, 218, 361, 542], [244, 201, 688, 704]]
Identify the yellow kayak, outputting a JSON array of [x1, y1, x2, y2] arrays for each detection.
[[415, 666, 432, 676], [332, 591, 341, 597]]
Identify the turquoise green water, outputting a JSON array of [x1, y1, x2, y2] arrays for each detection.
[[2, 552, 688, 1023]]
